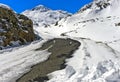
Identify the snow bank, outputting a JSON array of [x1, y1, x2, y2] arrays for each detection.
[[0, 40, 50, 82]]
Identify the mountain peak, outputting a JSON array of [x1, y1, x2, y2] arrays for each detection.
[[22, 5, 71, 29], [77, 0, 120, 18], [31, 5, 50, 12]]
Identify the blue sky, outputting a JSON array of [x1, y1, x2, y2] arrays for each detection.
[[0, 0, 92, 13]]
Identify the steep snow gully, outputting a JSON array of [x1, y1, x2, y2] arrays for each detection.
[[1, 0, 120, 82]]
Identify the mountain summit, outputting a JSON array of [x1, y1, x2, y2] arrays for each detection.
[[31, 5, 50, 12], [22, 5, 71, 37], [23, 5, 71, 27], [78, 0, 120, 18]]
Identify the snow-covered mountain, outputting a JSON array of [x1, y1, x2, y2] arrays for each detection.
[[22, 0, 120, 82], [22, 5, 71, 37], [77, 0, 120, 18], [22, 5, 71, 27], [1, 0, 120, 82], [43, 0, 120, 82]]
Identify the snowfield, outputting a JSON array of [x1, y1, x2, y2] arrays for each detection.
[[1, 0, 120, 82]]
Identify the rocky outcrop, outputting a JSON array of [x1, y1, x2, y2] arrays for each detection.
[[0, 5, 35, 49]]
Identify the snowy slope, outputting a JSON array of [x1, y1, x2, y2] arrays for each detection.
[[77, 0, 120, 18], [1, 0, 120, 82], [22, 5, 71, 37], [22, 5, 71, 27], [0, 40, 50, 82], [47, 39, 120, 82], [0, 4, 71, 82], [43, 0, 120, 82], [21, 0, 120, 82]]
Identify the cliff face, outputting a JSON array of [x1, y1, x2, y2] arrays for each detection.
[[0, 5, 35, 49]]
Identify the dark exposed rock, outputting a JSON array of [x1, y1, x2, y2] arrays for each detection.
[[16, 38, 80, 82], [115, 22, 120, 26], [0, 6, 35, 48]]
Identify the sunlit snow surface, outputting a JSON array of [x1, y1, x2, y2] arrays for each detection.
[[1, 0, 120, 82]]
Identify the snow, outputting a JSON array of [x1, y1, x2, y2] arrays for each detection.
[[0, 40, 50, 82], [21, 1, 120, 82], [0, 3, 11, 10], [22, 6, 71, 28], [31, 5, 50, 12], [75, 0, 120, 19], [1, 0, 120, 82], [47, 39, 120, 82], [22, 6, 71, 37]]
